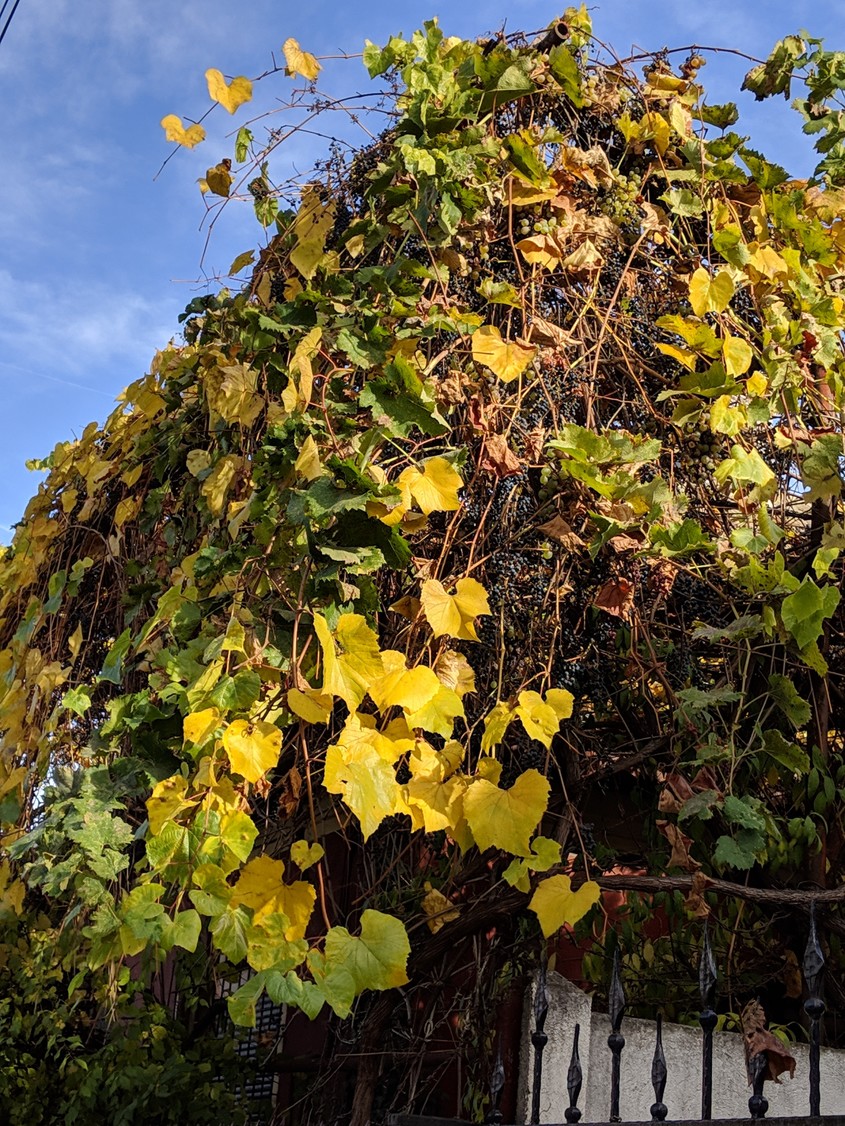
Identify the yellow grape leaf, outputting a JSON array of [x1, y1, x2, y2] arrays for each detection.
[[421, 577, 491, 641], [230, 854, 316, 938], [472, 324, 536, 383], [183, 707, 221, 748], [324, 737, 401, 839], [404, 684, 465, 739], [186, 449, 211, 477], [201, 454, 241, 516], [747, 371, 768, 397], [324, 910, 409, 1000], [67, 622, 84, 661], [368, 650, 441, 713], [223, 719, 282, 783], [283, 37, 321, 81], [160, 114, 206, 148], [710, 395, 747, 437], [313, 613, 384, 709], [463, 769, 550, 856], [0, 861, 24, 918], [654, 342, 697, 370], [529, 874, 602, 937], [206, 363, 263, 426], [397, 457, 462, 515], [688, 268, 734, 317], [641, 111, 670, 156], [516, 233, 563, 270], [287, 686, 333, 724], [204, 161, 233, 198], [747, 245, 788, 281], [290, 185, 336, 280], [481, 701, 515, 752], [290, 840, 324, 870], [515, 688, 574, 749], [146, 775, 196, 835], [422, 884, 460, 933], [405, 742, 466, 832], [722, 336, 753, 376], [205, 68, 253, 114], [333, 712, 415, 764], [434, 649, 476, 696], [294, 435, 324, 481], [502, 836, 562, 892]]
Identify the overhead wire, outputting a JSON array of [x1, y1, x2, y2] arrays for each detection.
[[0, 0, 23, 50]]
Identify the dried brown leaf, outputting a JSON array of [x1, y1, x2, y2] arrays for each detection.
[[594, 577, 635, 621], [538, 516, 585, 551], [656, 819, 701, 872], [481, 434, 522, 478]]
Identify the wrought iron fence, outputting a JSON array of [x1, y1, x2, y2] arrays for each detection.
[[389, 903, 833, 1126]]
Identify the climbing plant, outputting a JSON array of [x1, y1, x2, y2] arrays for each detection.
[[4, 10, 845, 1121]]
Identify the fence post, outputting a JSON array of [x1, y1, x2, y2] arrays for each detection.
[[608, 948, 626, 1123], [565, 1022, 583, 1124], [699, 920, 717, 1120], [803, 901, 825, 1118]]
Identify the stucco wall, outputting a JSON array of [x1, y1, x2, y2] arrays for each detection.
[[518, 972, 841, 1123]]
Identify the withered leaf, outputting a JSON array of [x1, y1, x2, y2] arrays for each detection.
[[594, 577, 635, 621], [481, 434, 522, 478], [657, 819, 701, 872], [741, 999, 796, 1084], [538, 516, 585, 551]]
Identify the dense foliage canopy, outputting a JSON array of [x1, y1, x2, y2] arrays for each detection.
[[4, 10, 845, 1121]]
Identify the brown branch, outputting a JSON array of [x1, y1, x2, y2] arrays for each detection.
[[590, 872, 844, 907]]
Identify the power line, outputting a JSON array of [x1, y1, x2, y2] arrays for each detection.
[[0, 0, 23, 50]]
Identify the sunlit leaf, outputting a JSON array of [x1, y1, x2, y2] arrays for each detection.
[[222, 719, 282, 783], [529, 875, 601, 936], [689, 268, 734, 317], [324, 909, 410, 992], [471, 324, 536, 383], [313, 613, 384, 709], [283, 37, 321, 81], [463, 769, 549, 856], [230, 854, 316, 938], [160, 114, 206, 148], [420, 577, 491, 641], [205, 69, 253, 114], [397, 457, 462, 515]]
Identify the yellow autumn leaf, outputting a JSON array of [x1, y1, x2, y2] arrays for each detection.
[[67, 623, 84, 661], [205, 68, 253, 114], [421, 577, 491, 641], [222, 719, 282, 783], [0, 861, 24, 918], [747, 244, 788, 281], [201, 455, 241, 517], [160, 114, 206, 149], [290, 840, 324, 870], [434, 649, 476, 696], [404, 684, 465, 739], [747, 371, 768, 397], [422, 884, 460, 933], [515, 688, 573, 749], [183, 707, 221, 748], [324, 737, 401, 839], [146, 774, 196, 836], [641, 111, 670, 156], [688, 268, 734, 317], [516, 233, 563, 270], [230, 854, 316, 938], [287, 686, 333, 724], [471, 324, 536, 383], [405, 741, 467, 833], [654, 342, 697, 370], [463, 769, 550, 856], [290, 185, 336, 280], [368, 650, 441, 714], [397, 457, 462, 515], [294, 435, 324, 481], [313, 613, 384, 709], [722, 336, 753, 377], [283, 37, 321, 82], [204, 161, 233, 198], [529, 874, 602, 937], [481, 701, 514, 752]]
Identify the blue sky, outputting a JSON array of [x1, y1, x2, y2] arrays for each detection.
[[1, 0, 843, 537]]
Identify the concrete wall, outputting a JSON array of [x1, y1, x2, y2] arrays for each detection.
[[518, 972, 842, 1123]]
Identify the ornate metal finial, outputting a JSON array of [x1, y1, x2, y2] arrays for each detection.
[[608, 947, 626, 1122], [650, 1014, 668, 1121], [530, 957, 550, 1125], [486, 1048, 505, 1125], [699, 920, 717, 1011], [534, 955, 550, 1031], [565, 1023, 583, 1124], [803, 901, 826, 1116], [748, 1050, 769, 1120], [803, 901, 825, 1002], [609, 947, 626, 1033], [698, 919, 718, 1120]]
